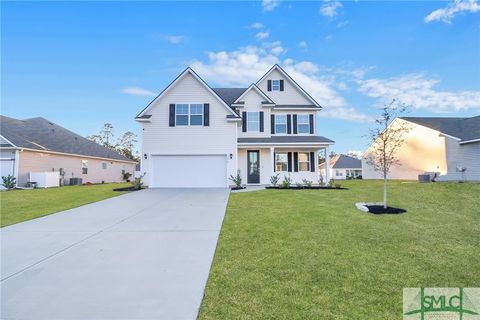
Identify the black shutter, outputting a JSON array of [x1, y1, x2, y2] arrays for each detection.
[[242, 112, 247, 132], [287, 115, 292, 134], [280, 80, 284, 91], [293, 152, 299, 172], [267, 80, 272, 91], [259, 111, 264, 132], [309, 114, 314, 134], [293, 114, 298, 134], [273, 152, 276, 172], [310, 152, 315, 172], [271, 114, 275, 134], [287, 152, 292, 172], [169, 104, 175, 127], [204, 103, 210, 126]]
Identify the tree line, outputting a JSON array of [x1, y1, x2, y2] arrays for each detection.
[[87, 123, 139, 162]]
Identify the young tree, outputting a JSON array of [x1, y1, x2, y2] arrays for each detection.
[[365, 100, 411, 208]]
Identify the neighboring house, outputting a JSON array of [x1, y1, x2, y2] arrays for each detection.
[[0, 116, 136, 187], [319, 154, 362, 180], [362, 116, 480, 181], [135, 64, 335, 188]]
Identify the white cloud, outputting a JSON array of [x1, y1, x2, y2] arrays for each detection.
[[191, 44, 370, 122], [248, 22, 265, 29], [256, 31, 270, 41], [121, 87, 156, 97], [346, 150, 363, 159], [262, 0, 280, 12], [337, 20, 349, 28], [320, 1, 343, 17], [425, 0, 480, 23], [163, 35, 186, 44], [357, 74, 480, 112], [325, 34, 333, 40], [299, 41, 308, 49]]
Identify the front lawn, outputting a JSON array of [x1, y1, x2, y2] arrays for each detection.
[[0, 183, 130, 227], [199, 180, 480, 319]]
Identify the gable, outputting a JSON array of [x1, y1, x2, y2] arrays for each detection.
[[233, 84, 273, 105], [136, 68, 237, 119], [256, 66, 320, 107]]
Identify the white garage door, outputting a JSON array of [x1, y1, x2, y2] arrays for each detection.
[[0, 159, 14, 178], [150, 155, 227, 188]]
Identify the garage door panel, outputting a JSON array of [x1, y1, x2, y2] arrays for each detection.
[[151, 155, 227, 188]]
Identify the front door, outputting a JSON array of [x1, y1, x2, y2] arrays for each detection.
[[247, 150, 260, 184]]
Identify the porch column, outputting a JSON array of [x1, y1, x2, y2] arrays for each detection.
[[270, 147, 275, 179], [325, 145, 331, 185]]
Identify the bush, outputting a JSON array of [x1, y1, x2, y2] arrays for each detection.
[[295, 182, 303, 188], [318, 175, 324, 186], [302, 179, 313, 187], [122, 172, 132, 182], [229, 170, 242, 188], [281, 175, 292, 188], [328, 178, 335, 187], [334, 183, 342, 188], [1, 175, 16, 190], [270, 174, 280, 186], [131, 173, 145, 190]]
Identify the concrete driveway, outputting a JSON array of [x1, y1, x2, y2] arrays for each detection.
[[0, 188, 230, 320]]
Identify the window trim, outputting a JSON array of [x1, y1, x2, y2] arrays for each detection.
[[275, 152, 288, 172], [175, 103, 203, 126], [298, 152, 310, 172], [246, 111, 260, 132], [271, 79, 280, 91], [274, 114, 288, 134], [297, 114, 310, 134]]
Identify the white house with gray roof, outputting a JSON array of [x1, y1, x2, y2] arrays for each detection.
[[135, 64, 335, 188], [319, 154, 362, 180], [362, 116, 480, 181], [0, 116, 136, 187]]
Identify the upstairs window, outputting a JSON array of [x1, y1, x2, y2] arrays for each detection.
[[272, 80, 280, 91], [175, 104, 203, 126], [275, 115, 287, 134], [102, 163, 107, 170], [189, 104, 204, 126], [82, 160, 88, 174], [275, 153, 288, 172], [247, 112, 259, 132], [175, 104, 189, 126], [297, 115, 310, 134]]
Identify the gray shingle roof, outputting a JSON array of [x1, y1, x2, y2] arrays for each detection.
[[212, 88, 246, 106], [400, 116, 480, 142], [238, 136, 334, 144], [0, 115, 134, 162], [331, 154, 361, 169]]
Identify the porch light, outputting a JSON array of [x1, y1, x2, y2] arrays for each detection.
[[229, 153, 233, 159], [144, 154, 148, 160]]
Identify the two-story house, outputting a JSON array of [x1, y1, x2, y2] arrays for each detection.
[[135, 64, 335, 188]]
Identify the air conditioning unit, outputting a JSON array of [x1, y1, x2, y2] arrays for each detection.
[[418, 174, 431, 183]]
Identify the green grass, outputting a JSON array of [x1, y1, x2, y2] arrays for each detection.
[[0, 183, 130, 227], [199, 180, 480, 319]]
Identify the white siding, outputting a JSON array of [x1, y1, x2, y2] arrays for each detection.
[[438, 139, 480, 181], [237, 89, 271, 138], [257, 69, 312, 105], [140, 72, 238, 187]]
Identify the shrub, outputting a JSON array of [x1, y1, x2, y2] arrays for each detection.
[[318, 175, 324, 186], [131, 173, 145, 190], [281, 175, 292, 188], [229, 170, 242, 188], [302, 179, 313, 187], [270, 174, 280, 186], [295, 182, 303, 188], [1, 175, 16, 190], [122, 172, 132, 182], [328, 178, 335, 187], [334, 183, 342, 188]]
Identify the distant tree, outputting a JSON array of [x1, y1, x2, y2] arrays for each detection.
[[87, 123, 116, 149], [117, 131, 139, 162], [365, 99, 411, 208], [346, 151, 362, 159]]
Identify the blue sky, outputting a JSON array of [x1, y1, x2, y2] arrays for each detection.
[[2, 0, 479, 155]]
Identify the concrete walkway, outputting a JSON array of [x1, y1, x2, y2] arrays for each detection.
[[0, 188, 230, 320]]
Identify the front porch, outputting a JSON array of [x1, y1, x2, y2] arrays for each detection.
[[237, 144, 333, 186]]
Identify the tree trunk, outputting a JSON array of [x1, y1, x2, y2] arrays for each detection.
[[383, 173, 387, 209]]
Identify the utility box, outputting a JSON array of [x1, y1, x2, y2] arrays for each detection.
[[29, 172, 60, 188], [418, 174, 431, 183], [69, 178, 83, 185]]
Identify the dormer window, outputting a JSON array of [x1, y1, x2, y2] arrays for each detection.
[[272, 80, 280, 91]]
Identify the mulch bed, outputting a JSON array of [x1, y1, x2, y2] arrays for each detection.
[[265, 186, 348, 190], [113, 186, 143, 192], [230, 186, 247, 190], [365, 205, 406, 214]]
